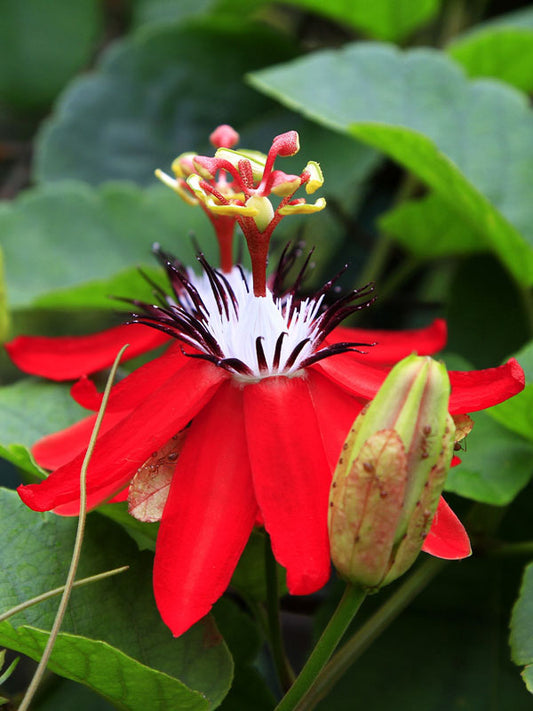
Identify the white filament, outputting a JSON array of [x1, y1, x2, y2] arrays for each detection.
[[188, 267, 324, 380]]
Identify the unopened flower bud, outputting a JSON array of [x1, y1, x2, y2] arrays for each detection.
[[328, 355, 456, 590]]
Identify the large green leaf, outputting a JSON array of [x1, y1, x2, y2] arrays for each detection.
[[0, 181, 214, 311], [0, 248, 9, 343], [0, 378, 83, 477], [130, 0, 264, 29], [34, 678, 114, 710], [445, 255, 530, 369], [490, 341, 533, 443], [0, 378, 84, 448], [278, 0, 441, 41], [510, 562, 533, 694], [444, 411, 533, 506], [379, 192, 486, 258], [214, 599, 275, 711], [448, 8, 533, 92], [131, 0, 216, 28], [34, 20, 297, 186], [249, 43, 533, 286], [0, 488, 232, 709], [0, 626, 209, 711], [33, 18, 377, 209], [0, 0, 102, 110], [1, 173, 365, 312]]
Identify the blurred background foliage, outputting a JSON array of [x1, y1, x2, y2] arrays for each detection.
[[0, 0, 532, 708]]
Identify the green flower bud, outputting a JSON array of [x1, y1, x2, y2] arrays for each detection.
[[328, 355, 456, 590]]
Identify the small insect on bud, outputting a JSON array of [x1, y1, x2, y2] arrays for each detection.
[[328, 355, 456, 590]]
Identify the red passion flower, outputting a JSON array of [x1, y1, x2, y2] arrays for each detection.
[[6, 129, 525, 638]]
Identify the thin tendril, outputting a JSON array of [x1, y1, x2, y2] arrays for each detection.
[[18, 344, 128, 711]]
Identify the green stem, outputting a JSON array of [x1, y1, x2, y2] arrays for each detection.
[[265, 536, 295, 692], [17, 345, 128, 711], [489, 541, 533, 558], [275, 583, 366, 711], [376, 258, 421, 305], [357, 232, 391, 289], [298, 558, 445, 709], [518, 284, 533, 339], [356, 173, 419, 292]]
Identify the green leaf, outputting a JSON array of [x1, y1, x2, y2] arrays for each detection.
[[0, 248, 9, 343], [97, 503, 158, 552], [0, 181, 215, 311], [445, 255, 530, 369], [448, 8, 533, 92], [379, 193, 486, 258], [131, 0, 216, 28], [0, 0, 103, 110], [34, 19, 297, 186], [0, 626, 211, 711], [1, 170, 368, 311], [510, 562, 533, 694], [31, 678, 115, 710], [0, 649, 18, 685], [490, 341, 533, 443], [444, 411, 533, 506], [0, 488, 232, 710], [130, 0, 264, 29], [249, 43, 533, 286], [214, 599, 276, 711], [0, 378, 85, 449], [230, 530, 287, 602], [279, 0, 441, 41], [0, 443, 45, 479]]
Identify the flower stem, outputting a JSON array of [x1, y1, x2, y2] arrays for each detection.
[[297, 558, 446, 709], [275, 583, 366, 711], [489, 540, 533, 558], [17, 345, 128, 711], [518, 283, 533, 339], [264, 535, 295, 692], [357, 231, 391, 289]]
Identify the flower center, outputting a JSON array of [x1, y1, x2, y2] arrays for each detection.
[[127, 245, 376, 382], [191, 267, 324, 380]]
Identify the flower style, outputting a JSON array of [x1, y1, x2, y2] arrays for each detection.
[[156, 125, 325, 292], [6, 128, 525, 639]]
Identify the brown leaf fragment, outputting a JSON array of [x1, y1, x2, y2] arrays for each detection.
[[128, 432, 186, 522]]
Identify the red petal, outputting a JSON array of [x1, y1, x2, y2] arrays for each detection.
[[70, 344, 187, 412], [6, 324, 169, 380], [449, 358, 525, 414], [329, 319, 447, 364], [33, 410, 125, 470], [53, 484, 131, 516], [18, 360, 226, 513], [243, 377, 331, 595], [70, 377, 102, 411], [314, 353, 388, 401], [306, 369, 363, 470], [108, 488, 129, 503], [153, 382, 257, 637], [422, 497, 471, 559]]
